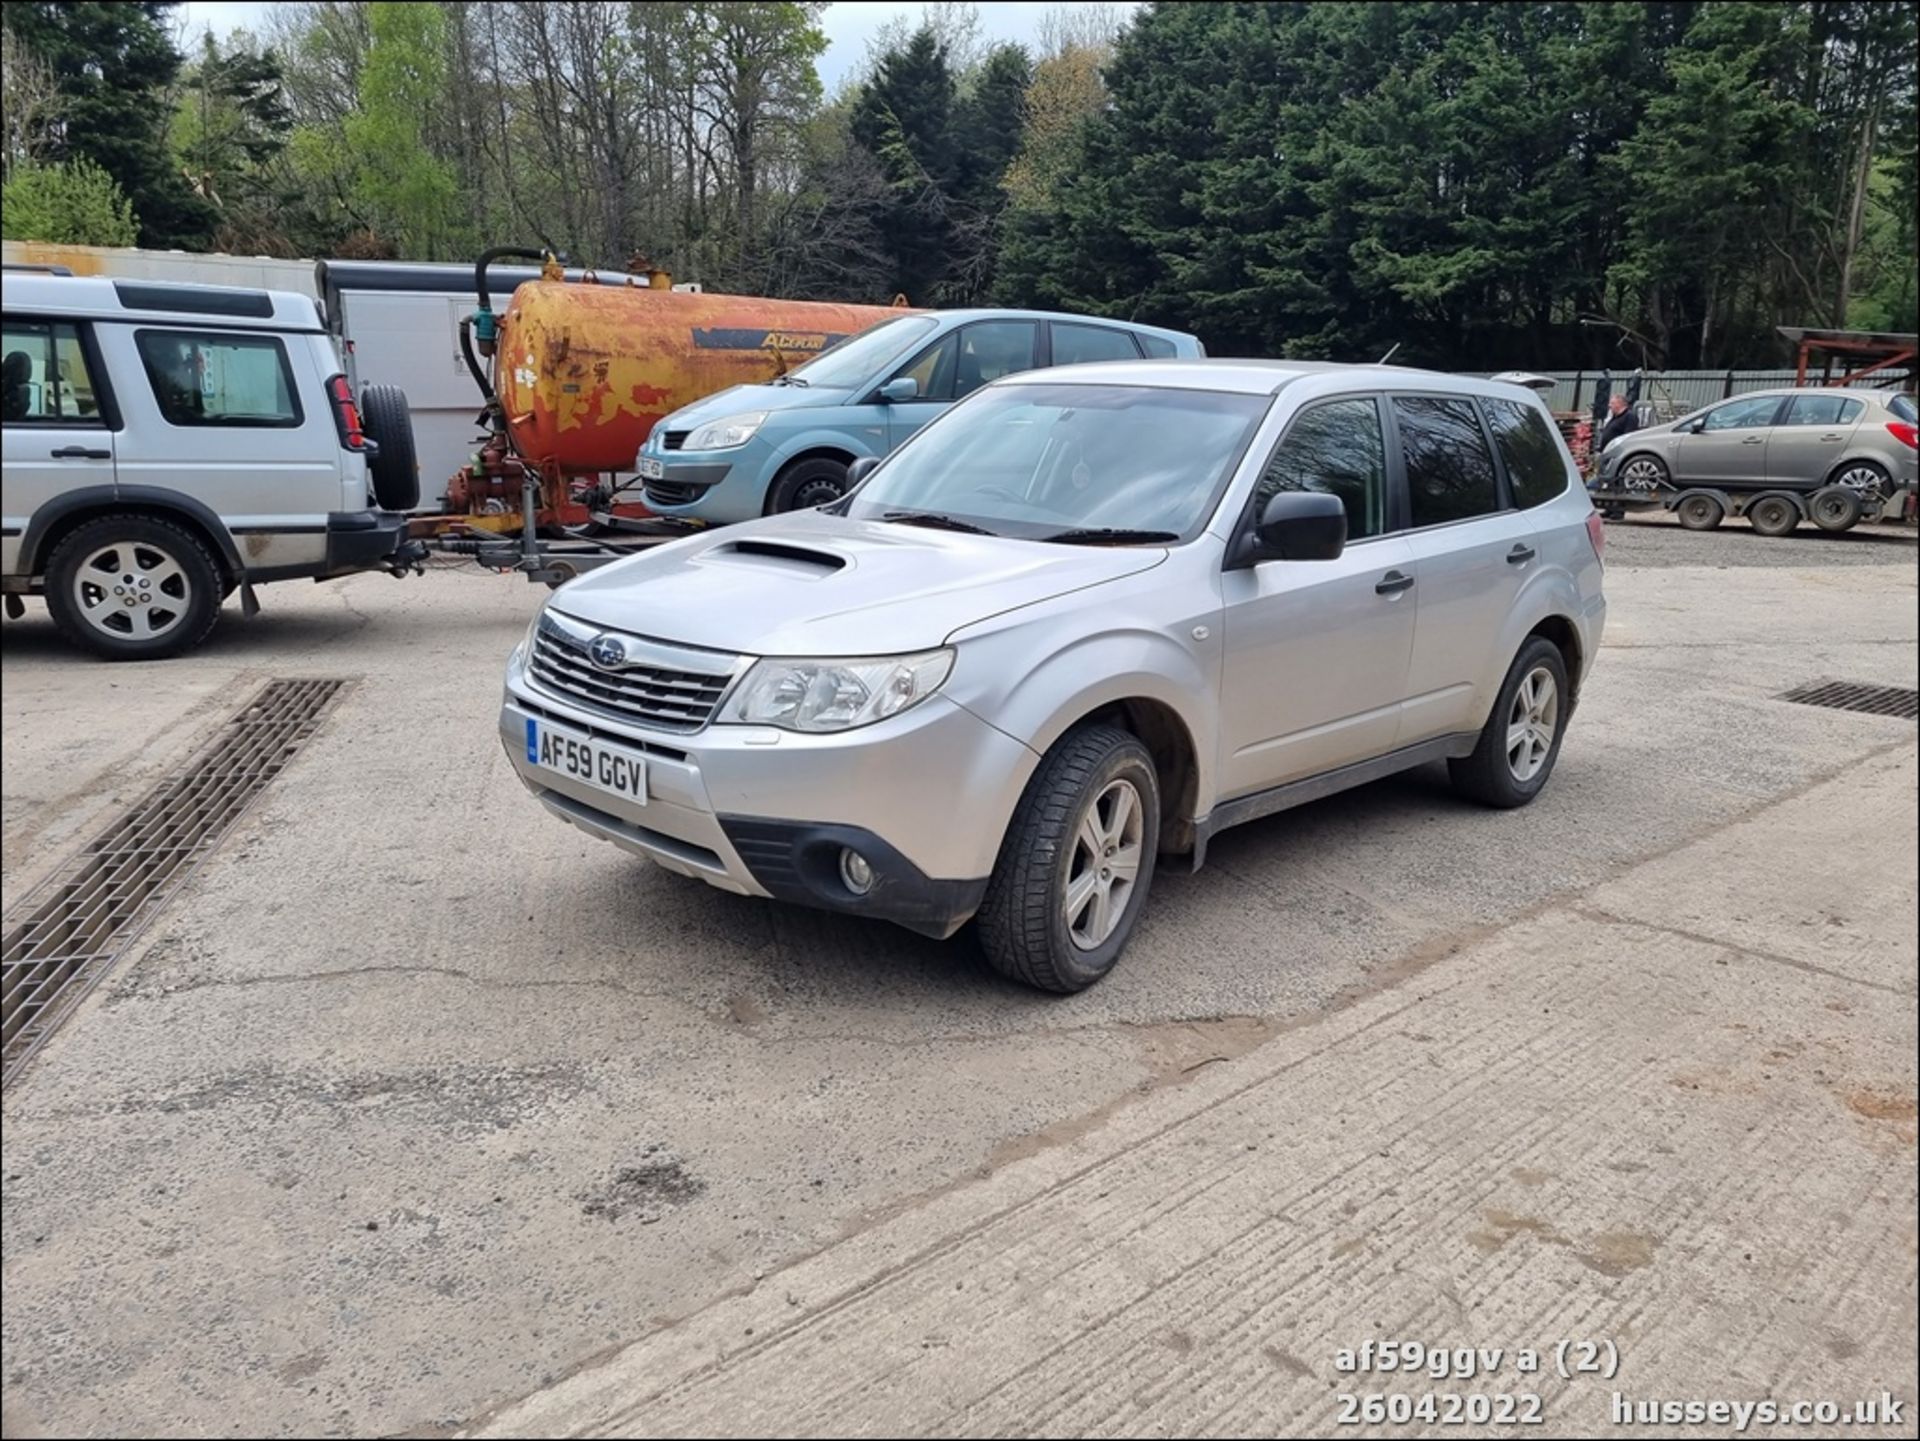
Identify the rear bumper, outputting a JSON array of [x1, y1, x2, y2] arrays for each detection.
[[322, 510, 416, 577]]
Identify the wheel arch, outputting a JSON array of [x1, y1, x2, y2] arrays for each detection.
[[20, 487, 243, 582]]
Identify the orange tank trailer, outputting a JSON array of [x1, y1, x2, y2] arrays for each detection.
[[495, 280, 907, 475]]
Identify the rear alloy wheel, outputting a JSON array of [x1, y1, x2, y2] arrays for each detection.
[[1747, 495, 1800, 537], [1808, 485, 1863, 533], [45, 514, 223, 660], [1448, 636, 1570, 808], [1675, 492, 1725, 531], [1831, 461, 1889, 495]]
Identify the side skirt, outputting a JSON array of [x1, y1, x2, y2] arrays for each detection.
[[1188, 731, 1480, 870]]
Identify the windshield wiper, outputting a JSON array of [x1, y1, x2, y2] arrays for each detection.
[[880, 510, 998, 536], [770, 374, 809, 386], [1039, 527, 1181, 545]]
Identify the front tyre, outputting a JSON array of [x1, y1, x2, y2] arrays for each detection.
[[767, 456, 850, 513], [977, 724, 1160, 993], [44, 514, 223, 660], [1448, 637, 1571, 809]]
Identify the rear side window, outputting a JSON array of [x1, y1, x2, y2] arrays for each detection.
[[1254, 397, 1389, 540], [1480, 397, 1569, 509], [1136, 334, 1177, 359], [1781, 394, 1864, 426], [1393, 396, 1499, 527], [135, 330, 300, 427], [1, 320, 105, 425], [1051, 323, 1140, 366], [1891, 394, 1916, 423]]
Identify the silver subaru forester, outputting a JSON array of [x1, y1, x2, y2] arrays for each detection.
[[500, 361, 1607, 991]]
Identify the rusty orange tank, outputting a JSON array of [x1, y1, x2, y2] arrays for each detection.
[[494, 281, 908, 475]]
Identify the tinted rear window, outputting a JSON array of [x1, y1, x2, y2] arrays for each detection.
[[1136, 334, 1177, 359], [1889, 393, 1916, 423], [1051, 322, 1141, 366], [1394, 396, 1500, 526], [1480, 397, 1568, 508]]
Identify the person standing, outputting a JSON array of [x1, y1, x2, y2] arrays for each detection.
[[1599, 393, 1640, 451]]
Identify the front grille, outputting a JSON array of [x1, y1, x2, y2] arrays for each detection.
[[528, 614, 739, 733], [660, 430, 689, 452], [644, 480, 701, 507]]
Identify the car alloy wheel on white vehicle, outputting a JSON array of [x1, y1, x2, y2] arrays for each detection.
[[72, 540, 194, 642], [1506, 666, 1559, 783]]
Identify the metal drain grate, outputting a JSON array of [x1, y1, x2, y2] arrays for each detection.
[[1, 678, 347, 1087], [1778, 680, 1919, 721]]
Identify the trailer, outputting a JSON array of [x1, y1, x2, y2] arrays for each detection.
[[1588, 477, 1908, 536]]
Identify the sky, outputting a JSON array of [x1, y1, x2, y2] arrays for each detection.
[[175, 2, 1138, 91]]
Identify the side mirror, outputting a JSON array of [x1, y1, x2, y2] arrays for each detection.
[[1687, 417, 1706, 434], [877, 376, 919, 403], [846, 455, 881, 487], [1233, 491, 1347, 567]]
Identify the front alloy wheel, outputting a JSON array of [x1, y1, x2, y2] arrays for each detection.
[[1065, 778, 1145, 951]]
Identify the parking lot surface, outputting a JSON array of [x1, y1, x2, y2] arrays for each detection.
[[2, 520, 1915, 1437]]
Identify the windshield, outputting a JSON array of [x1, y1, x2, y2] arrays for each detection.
[[782, 314, 938, 389], [841, 382, 1270, 542]]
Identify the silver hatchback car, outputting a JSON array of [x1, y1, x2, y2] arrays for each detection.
[[1597, 386, 1918, 533], [500, 362, 1606, 991]]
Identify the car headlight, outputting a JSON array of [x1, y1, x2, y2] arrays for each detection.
[[517, 606, 545, 662], [683, 411, 768, 450], [725, 649, 954, 732]]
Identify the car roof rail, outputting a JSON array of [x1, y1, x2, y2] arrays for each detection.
[[2, 262, 75, 276]]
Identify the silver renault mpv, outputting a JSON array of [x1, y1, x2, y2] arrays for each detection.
[[500, 361, 1607, 992]]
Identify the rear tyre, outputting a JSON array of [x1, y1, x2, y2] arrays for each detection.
[[1747, 494, 1800, 537], [360, 383, 421, 511], [1808, 485, 1863, 533], [976, 724, 1160, 993], [766, 456, 849, 513], [1675, 492, 1725, 531], [44, 513, 223, 661], [1831, 460, 1889, 495], [1447, 637, 1570, 809]]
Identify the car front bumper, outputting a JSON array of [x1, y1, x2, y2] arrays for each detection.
[[498, 646, 1038, 937], [637, 435, 779, 523]]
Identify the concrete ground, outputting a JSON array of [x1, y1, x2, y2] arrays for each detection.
[[1, 519, 1914, 1438]]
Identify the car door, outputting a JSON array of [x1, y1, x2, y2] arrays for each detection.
[[1766, 392, 1865, 488], [1217, 394, 1417, 795], [1389, 393, 1542, 747], [1, 316, 117, 576], [1672, 393, 1785, 484], [884, 319, 1038, 449], [95, 322, 338, 572]]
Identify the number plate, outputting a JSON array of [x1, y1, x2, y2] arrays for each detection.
[[526, 717, 646, 805], [637, 456, 665, 480]]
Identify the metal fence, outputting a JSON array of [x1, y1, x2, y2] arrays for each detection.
[[1464, 368, 1914, 418]]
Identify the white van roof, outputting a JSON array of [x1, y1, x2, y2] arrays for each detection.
[[0, 270, 324, 332]]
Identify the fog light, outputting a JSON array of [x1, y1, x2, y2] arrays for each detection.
[[839, 847, 874, 895]]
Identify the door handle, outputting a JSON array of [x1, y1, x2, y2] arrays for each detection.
[[1740, 436, 1764, 445], [50, 446, 111, 460], [1375, 570, 1415, 595], [1506, 544, 1537, 565], [1819, 432, 1842, 441]]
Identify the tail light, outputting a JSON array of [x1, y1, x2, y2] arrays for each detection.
[[1887, 421, 1917, 449], [327, 374, 368, 451], [1585, 510, 1606, 563]]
